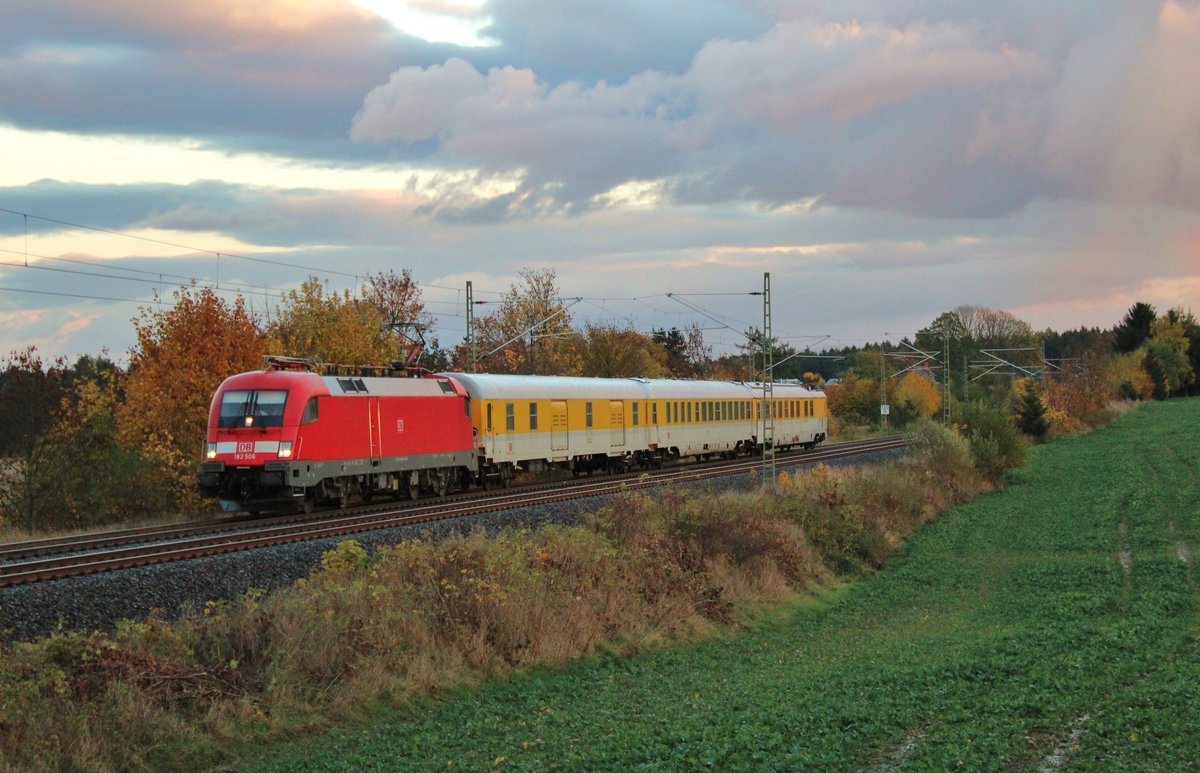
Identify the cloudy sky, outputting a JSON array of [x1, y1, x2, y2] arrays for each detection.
[[2, 0, 1199, 363]]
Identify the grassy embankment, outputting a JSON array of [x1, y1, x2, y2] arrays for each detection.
[[249, 399, 1200, 770], [1, 420, 983, 771]]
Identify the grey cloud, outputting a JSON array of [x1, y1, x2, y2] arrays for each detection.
[[479, 0, 771, 83], [353, 13, 1059, 216]]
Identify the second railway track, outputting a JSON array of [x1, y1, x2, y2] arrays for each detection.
[[0, 436, 905, 588]]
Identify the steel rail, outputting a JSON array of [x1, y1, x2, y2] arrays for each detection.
[[0, 436, 899, 564], [0, 436, 905, 588]]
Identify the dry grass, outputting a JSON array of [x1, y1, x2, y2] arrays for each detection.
[[0, 421, 991, 771]]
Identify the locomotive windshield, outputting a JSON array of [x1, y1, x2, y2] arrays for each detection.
[[219, 389, 288, 428]]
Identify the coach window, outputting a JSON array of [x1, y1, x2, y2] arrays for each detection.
[[652, 402, 658, 425], [586, 401, 593, 428], [529, 402, 538, 431], [487, 403, 493, 433], [506, 402, 515, 432], [632, 402, 640, 426]]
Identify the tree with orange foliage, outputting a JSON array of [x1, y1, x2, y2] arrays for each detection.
[[891, 371, 942, 422], [268, 277, 398, 365], [467, 268, 579, 375], [119, 286, 269, 508], [575, 324, 669, 377], [825, 374, 880, 425]]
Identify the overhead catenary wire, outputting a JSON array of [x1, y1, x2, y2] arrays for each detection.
[[1, 207, 849, 356], [0, 206, 362, 281]]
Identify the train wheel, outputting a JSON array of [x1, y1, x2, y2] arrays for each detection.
[[301, 490, 316, 515], [434, 469, 449, 497]]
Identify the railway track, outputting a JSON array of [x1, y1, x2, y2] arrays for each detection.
[[0, 436, 905, 588]]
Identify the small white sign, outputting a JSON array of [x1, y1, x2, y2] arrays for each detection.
[[880, 404, 890, 416], [396, 419, 405, 433]]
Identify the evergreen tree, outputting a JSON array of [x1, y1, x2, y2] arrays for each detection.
[[1015, 381, 1049, 440], [1113, 302, 1156, 353]]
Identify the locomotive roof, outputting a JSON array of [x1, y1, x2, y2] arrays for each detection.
[[320, 374, 463, 398], [218, 370, 463, 398]]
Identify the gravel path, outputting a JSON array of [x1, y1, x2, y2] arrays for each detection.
[[0, 451, 901, 642]]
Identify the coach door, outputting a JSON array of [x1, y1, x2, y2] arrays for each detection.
[[609, 400, 625, 448], [550, 400, 568, 453]]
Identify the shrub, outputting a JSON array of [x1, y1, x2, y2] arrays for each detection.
[[957, 402, 1026, 482]]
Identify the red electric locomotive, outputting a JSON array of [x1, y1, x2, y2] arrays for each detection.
[[198, 357, 476, 513]]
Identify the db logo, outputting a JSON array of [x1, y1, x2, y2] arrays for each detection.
[[237, 442, 254, 453]]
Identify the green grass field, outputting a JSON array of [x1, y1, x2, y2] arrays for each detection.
[[248, 400, 1200, 770]]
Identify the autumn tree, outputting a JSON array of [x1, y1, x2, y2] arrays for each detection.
[[362, 268, 436, 366], [120, 286, 269, 508], [891, 371, 943, 424], [269, 277, 398, 365], [470, 268, 579, 375], [1143, 310, 1195, 398], [576, 324, 669, 377], [1106, 350, 1153, 400], [363, 269, 430, 330], [824, 374, 880, 426]]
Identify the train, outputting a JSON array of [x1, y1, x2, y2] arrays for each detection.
[[198, 357, 827, 513]]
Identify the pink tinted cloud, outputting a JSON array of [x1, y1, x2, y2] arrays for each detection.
[[56, 312, 98, 338], [689, 20, 1047, 128], [1042, 0, 1200, 207]]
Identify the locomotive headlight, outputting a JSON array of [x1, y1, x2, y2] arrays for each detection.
[[244, 415, 254, 427], [206, 443, 217, 460], [278, 441, 293, 459]]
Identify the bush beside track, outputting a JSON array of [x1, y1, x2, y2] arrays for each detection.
[[3, 416, 1016, 771]]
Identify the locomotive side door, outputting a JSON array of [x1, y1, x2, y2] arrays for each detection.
[[368, 397, 382, 465], [550, 400, 568, 453]]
